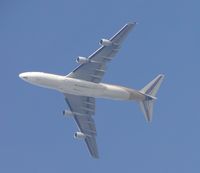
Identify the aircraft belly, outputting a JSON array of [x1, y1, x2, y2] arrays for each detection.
[[99, 83, 145, 101], [59, 79, 106, 97], [100, 84, 130, 100], [30, 76, 142, 101], [57, 79, 134, 100]]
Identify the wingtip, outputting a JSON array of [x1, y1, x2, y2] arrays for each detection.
[[92, 154, 99, 159], [157, 74, 165, 80], [146, 117, 153, 123], [160, 74, 165, 78], [126, 21, 138, 26]]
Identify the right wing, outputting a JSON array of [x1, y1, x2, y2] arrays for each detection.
[[64, 93, 99, 158], [67, 22, 136, 83]]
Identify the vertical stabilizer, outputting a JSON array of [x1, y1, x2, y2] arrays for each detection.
[[139, 74, 164, 122]]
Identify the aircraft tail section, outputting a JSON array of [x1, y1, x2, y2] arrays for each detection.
[[139, 74, 164, 122]]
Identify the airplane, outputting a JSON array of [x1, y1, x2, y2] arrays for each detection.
[[19, 22, 164, 158]]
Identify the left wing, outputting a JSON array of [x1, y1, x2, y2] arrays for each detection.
[[64, 93, 99, 158], [67, 22, 136, 83]]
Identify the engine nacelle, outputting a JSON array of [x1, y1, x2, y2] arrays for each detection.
[[76, 56, 89, 64], [99, 39, 112, 46], [62, 110, 73, 116], [74, 132, 86, 139]]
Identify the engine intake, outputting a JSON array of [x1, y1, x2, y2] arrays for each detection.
[[76, 56, 89, 64], [74, 132, 86, 139], [99, 39, 112, 46], [62, 110, 73, 116]]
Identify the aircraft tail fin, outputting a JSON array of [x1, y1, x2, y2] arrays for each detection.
[[139, 74, 164, 122]]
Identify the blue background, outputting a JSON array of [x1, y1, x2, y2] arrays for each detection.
[[0, 0, 199, 172]]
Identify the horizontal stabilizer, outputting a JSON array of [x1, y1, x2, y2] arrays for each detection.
[[140, 74, 164, 96], [139, 74, 164, 122], [140, 99, 154, 122]]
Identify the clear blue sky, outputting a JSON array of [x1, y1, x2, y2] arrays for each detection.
[[0, 0, 199, 172]]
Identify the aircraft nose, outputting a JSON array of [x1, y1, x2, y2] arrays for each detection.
[[19, 73, 29, 80]]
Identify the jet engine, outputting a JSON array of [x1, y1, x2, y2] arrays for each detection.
[[76, 56, 89, 64], [74, 132, 86, 139], [62, 110, 73, 116], [99, 39, 112, 46]]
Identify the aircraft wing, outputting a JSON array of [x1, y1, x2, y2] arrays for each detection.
[[67, 22, 136, 83], [64, 93, 99, 158]]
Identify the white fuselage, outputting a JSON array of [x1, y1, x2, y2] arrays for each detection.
[[19, 72, 145, 101]]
